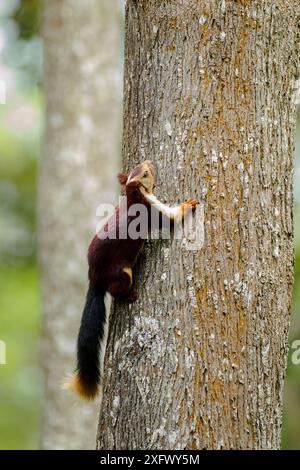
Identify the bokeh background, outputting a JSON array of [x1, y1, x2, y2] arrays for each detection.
[[0, 0, 299, 449]]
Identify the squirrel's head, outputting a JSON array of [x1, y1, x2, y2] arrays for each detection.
[[118, 160, 155, 194]]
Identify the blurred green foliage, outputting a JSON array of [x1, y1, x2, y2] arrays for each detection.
[[0, 265, 40, 450], [13, 0, 41, 39], [0, 0, 41, 450], [0, 0, 299, 451]]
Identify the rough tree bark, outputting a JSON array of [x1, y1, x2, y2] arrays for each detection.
[[39, 0, 121, 449], [97, 0, 299, 450]]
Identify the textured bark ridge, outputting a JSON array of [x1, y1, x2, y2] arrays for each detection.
[[39, 0, 121, 449], [97, 0, 299, 450]]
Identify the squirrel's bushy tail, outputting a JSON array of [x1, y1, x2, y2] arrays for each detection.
[[64, 285, 107, 400]]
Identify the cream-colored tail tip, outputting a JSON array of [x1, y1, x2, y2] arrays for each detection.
[[62, 373, 98, 400]]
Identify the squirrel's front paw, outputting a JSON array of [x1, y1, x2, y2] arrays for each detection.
[[182, 198, 198, 213]]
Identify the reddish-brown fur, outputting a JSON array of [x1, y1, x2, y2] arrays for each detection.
[[88, 172, 151, 301], [65, 160, 197, 399], [117, 172, 129, 185]]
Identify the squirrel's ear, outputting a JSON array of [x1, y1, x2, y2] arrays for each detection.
[[118, 172, 128, 185]]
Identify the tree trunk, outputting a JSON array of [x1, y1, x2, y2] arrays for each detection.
[[39, 0, 121, 449], [97, 0, 299, 450]]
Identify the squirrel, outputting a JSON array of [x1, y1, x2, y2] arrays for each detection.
[[64, 160, 198, 399]]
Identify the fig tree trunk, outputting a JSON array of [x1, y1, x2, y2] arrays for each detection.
[[97, 0, 299, 450]]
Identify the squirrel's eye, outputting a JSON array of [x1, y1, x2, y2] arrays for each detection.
[[143, 171, 148, 178]]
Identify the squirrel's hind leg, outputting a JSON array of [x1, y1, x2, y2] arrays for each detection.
[[108, 266, 137, 301]]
